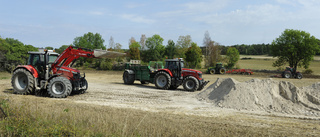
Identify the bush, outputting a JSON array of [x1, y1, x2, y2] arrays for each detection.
[[100, 60, 113, 70], [303, 69, 313, 74]]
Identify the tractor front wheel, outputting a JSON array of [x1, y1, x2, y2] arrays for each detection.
[[155, 71, 171, 90], [296, 72, 303, 79], [11, 68, 35, 95], [47, 77, 72, 98], [183, 76, 199, 92]]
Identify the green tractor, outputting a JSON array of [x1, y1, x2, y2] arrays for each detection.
[[206, 63, 226, 74]]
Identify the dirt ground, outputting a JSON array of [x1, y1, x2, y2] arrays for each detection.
[[1, 70, 320, 132], [61, 71, 320, 118]]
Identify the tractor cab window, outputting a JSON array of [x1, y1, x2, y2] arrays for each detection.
[[180, 61, 184, 68], [165, 60, 184, 69], [48, 55, 58, 64], [27, 54, 41, 66]]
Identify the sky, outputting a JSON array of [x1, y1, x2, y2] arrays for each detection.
[[1, 0, 320, 49]]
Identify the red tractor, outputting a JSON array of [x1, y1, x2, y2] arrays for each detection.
[[282, 67, 303, 79], [155, 58, 209, 91], [11, 46, 123, 98], [123, 58, 209, 91]]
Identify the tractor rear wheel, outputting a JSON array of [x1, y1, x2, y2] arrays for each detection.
[[283, 71, 292, 78], [209, 69, 215, 74], [183, 76, 199, 92], [155, 71, 171, 90], [11, 68, 35, 95], [47, 77, 72, 98], [123, 71, 135, 84], [219, 68, 226, 74], [296, 72, 303, 79]]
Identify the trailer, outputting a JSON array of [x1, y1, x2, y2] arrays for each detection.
[[123, 60, 164, 84]]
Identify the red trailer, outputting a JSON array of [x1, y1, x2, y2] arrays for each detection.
[[226, 69, 253, 75]]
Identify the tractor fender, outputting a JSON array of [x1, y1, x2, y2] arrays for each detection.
[[13, 65, 39, 78], [47, 73, 63, 82], [124, 69, 135, 75], [156, 69, 173, 77]]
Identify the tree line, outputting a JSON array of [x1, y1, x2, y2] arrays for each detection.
[[1, 29, 319, 72]]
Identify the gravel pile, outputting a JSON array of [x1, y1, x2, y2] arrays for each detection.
[[197, 78, 320, 116]]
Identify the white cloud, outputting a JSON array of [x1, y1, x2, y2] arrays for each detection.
[[183, 0, 229, 13], [275, 0, 298, 6], [120, 14, 155, 24], [89, 11, 104, 15], [124, 3, 146, 9]]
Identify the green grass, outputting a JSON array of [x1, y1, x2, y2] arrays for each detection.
[[0, 72, 10, 80], [237, 55, 320, 75], [0, 96, 319, 136]]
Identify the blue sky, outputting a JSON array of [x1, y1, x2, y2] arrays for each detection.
[[1, 0, 320, 49]]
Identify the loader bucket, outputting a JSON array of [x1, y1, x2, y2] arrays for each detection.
[[93, 49, 126, 58]]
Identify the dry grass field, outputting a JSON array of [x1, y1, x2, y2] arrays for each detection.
[[1, 56, 320, 136], [238, 55, 320, 75]]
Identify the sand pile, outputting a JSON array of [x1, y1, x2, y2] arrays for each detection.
[[197, 78, 320, 116]]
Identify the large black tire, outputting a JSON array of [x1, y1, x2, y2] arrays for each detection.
[[219, 68, 226, 74], [283, 71, 292, 78], [11, 68, 35, 95], [123, 71, 135, 85], [47, 77, 72, 98], [296, 72, 303, 79], [209, 69, 215, 74], [155, 71, 171, 90], [183, 76, 199, 92]]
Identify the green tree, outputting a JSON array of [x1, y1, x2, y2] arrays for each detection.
[[143, 34, 165, 62], [176, 35, 192, 58], [165, 40, 177, 59], [73, 32, 106, 67], [45, 46, 54, 50], [226, 47, 240, 69], [55, 45, 69, 54], [129, 42, 141, 60], [206, 41, 222, 67], [271, 29, 320, 71], [185, 42, 202, 68], [0, 37, 37, 71], [3, 38, 37, 64], [73, 32, 106, 50]]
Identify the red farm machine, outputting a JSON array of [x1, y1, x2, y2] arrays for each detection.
[[11, 46, 125, 98], [282, 67, 302, 79], [226, 69, 254, 75], [123, 58, 209, 91]]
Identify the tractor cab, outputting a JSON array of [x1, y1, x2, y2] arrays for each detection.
[[164, 58, 184, 78], [27, 50, 59, 79]]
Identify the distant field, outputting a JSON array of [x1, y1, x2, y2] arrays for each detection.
[[236, 55, 320, 75]]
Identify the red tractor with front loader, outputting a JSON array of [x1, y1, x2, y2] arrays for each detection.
[[11, 46, 124, 98]]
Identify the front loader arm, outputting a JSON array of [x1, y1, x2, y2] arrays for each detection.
[[52, 46, 95, 69]]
